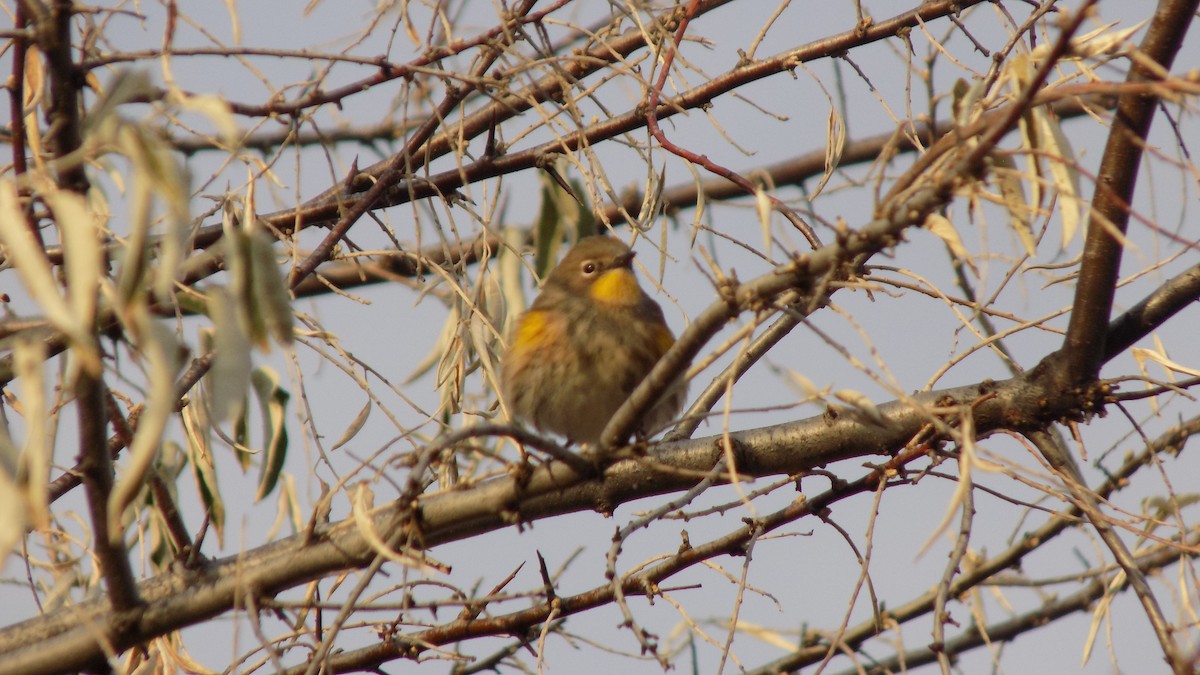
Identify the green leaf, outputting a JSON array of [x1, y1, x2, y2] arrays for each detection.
[[249, 228, 295, 346], [533, 171, 565, 280], [1032, 107, 1083, 247], [107, 306, 182, 545], [988, 153, 1038, 257], [182, 404, 226, 547], [0, 182, 95, 371], [202, 291, 253, 424], [250, 366, 289, 501]]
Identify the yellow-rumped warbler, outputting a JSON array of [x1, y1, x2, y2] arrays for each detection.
[[501, 235, 686, 445]]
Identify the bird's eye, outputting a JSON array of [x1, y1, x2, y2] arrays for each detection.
[[581, 261, 597, 276]]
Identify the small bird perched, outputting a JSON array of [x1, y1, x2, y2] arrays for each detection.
[[501, 235, 686, 446]]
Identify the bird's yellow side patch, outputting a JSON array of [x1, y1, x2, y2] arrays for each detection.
[[514, 310, 559, 351], [590, 268, 642, 305]]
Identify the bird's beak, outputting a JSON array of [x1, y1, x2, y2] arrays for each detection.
[[614, 251, 636, 268]]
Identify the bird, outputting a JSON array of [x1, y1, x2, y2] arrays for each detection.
[[500, 235, 686, 446]]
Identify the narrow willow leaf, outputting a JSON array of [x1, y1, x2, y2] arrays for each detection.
[[108, 308, 182, 544], [147, 441, 186, 564], [1137, 494, 1200, 548], [0, 182, 89, 354], [248, 229, 294, 346], [270, 475, 305, 540], [221, 203, 269, 346], [1081, 574, 1123, 666], [154, 631, 216, 675], [755, 186, 772, 254], [534, 170, 566, 280], [50, 189, 104, 376], [45, 189, 101, 328], [330, 399, 371, 451], [832, 388, 887, 428], [0, 392, 20, 479], [1033, 108, 1083, 247], [89, 93, 192, 305], [952, 77, 988, 128], [233, 399, 251, 472], [726, 621, 797, 651], [91, 76, 191, 291], [434, 301, 466, 415], [21, 50, 47, 172], [350, 483, 441, 571], [13, 340, 50, 530], [182, 402, 225, 546], [203, 290, 253, 423], [810, 105, 846, 199], [469, 271, 505, 407], [129, 130, 191, 303], [989, 153, 1038, 257], [1009, 53, 1045, 220], [925, 213, 977, 274], [1031, 20, 1146, 62], [1132, 347, 1200, 378], [632, 164, 666, 231], [115, 174, 153, 307], [406, 304, 459, 384], [169, 91, 239, 145], [0, 459, 23, 569], [85, 70, 156, 130], [1017, 112, 1044, 218], [250, 366, 289, 501], [781, 370, 823, 400], [557, 170, 595, 241]]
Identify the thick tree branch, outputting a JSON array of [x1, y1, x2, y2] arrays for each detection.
[[0, 356, 1171, 675], [1060, 0, 1200, 384], [8, 224, 1197, 670], [75, 371, 140, 613], [3, 2, 1199, 672]]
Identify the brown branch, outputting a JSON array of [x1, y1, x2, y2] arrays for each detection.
[[99, 0, 579, 118], [837, 528, 1200, 675], [284, 94, 1111, 299], [747, 416, 1200, 674], [243, 413, 1200, 674], [38, 0, 87, 194], [284, 0, 541, 290], [45, 350, 216, 502], [2, 0, 998, 300], [601, 51, 1068, 448], [0, 381, 1002, 672], [8, 7, 31, 179], [5, 0, 698, 269], [74, 371, 140, 613], [644, 0, 818, 246], [3, 267, 1189, 672], [174, 0, 993, 262], [1105, 261, 1200, 359], [1030, 429, 1183, 671], [295, 446, 930, 674], [3, 4, 1198, 672], [1060, 0, 1200, 385], [19, 84, 1083, 360], [1024, 6, 1200, 660]]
